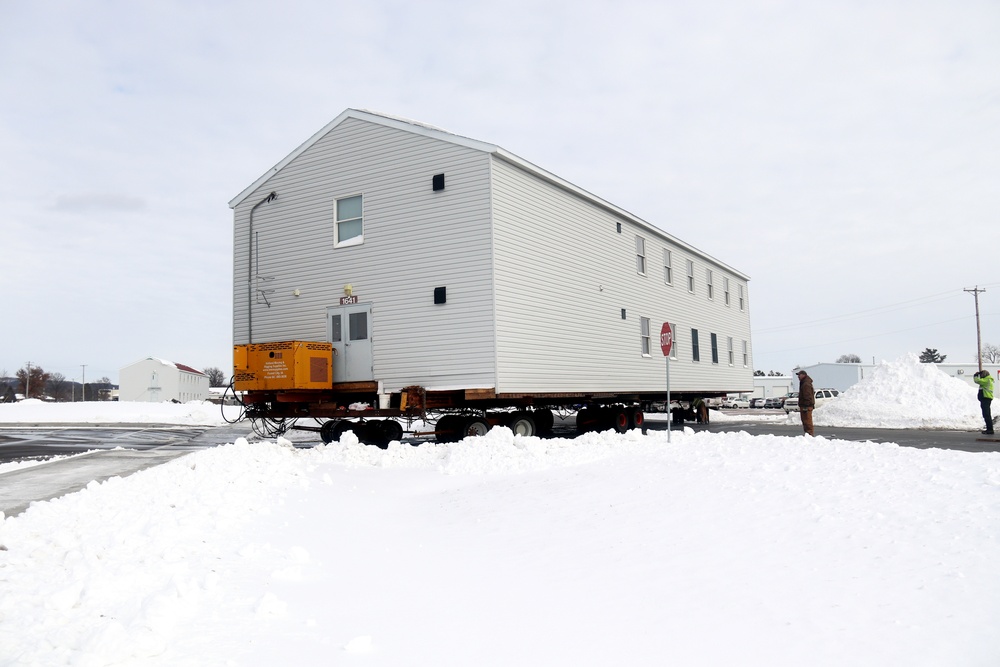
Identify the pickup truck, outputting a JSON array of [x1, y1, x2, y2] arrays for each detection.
[[784, 388, 840, 413]]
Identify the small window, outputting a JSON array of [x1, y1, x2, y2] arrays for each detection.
[[663, 249, 673, 285], [706, 269, 714, 300], [636, 236, 646, 275], [739, 284, 745, 311], [724, 277, 730, 306], [711, 333, 719, 364], [687, 260, 695, 293], [691, 328, 700, 362], [727, 337, 734, 366], [640, 317, 651, 355], [348, 311, 368, 340], [335, 195, 364, 247], [742, 340, 748, 367]]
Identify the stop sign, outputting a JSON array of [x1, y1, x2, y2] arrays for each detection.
[[660, 322, 673, 356]]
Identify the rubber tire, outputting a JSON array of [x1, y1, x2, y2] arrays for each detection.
[[608, 406, 630, 433], [576, 408, 599, 434], [628, 407, 645, 431], [378, 419, 404, 444], [463, 416, 491, 438], [531, 409, 554, 435], [435, 415, 464, 443], [508, 412, 536, 437], [319, 420, 340, 444]]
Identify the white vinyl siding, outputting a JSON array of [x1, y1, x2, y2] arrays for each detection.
[[232, 117, 496, 391], [233, 110, 755, 397]]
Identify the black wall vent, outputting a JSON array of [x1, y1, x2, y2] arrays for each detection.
[[434, 286, 447, 304], [432, 173, 445, 191]]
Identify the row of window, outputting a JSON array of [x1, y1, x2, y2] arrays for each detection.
[[639, 317, 749, 366], [635, 236, 745, 311]]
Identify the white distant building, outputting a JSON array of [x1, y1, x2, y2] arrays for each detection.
[[119, 358, 209, 403], [791, 361, 1000, 393]]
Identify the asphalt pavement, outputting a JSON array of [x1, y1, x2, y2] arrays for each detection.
[[0, 423, 254, 518]]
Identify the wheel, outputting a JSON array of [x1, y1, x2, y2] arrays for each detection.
[[628, 407, 644, 430], [377, 419, 403, 443], [576, 408, 600, 434], [508, 412, 536, 437], [463, 416, 491, 438], [607, 406, 629, 433], [319, 420, 340, 444], [531, 409, 554, 434], [355, 421, 388, 448], [435, 415, 464, 443], [323, 420, 354, 443]]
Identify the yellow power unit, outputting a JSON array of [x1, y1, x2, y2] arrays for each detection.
[[233, 341, 333, 391]]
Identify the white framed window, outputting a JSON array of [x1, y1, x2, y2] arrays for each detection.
[[663, 249, 673, 285], [711, 333, 719, 364], [687, 260, 695, 293], [742, 340, 749, 367], [707, 269, 714, 300], [640, 317, 651, 356], [728, 337, 734, 365], [724, 277, 730, 306], [335, 194, 364, 247], [636, 236, 646, 275], [739, 284, 745, 311], [691, 328, 700, 362]]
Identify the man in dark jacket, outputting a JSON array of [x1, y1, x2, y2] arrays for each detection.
[[796, 370, 816, 436]]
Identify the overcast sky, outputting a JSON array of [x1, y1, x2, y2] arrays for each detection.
[[2, 0, 998, 384]]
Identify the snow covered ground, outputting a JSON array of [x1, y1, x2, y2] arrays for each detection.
[[1, 356, 998, 666]]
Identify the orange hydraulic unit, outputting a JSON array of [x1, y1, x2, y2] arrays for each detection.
[[233, 341, 333, 391]]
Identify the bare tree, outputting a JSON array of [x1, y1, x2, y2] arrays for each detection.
[[203, 366, 227, 387], [836, 354, 862, 363], [46, 372, 72, 402], [981, 343, 1000, 364]]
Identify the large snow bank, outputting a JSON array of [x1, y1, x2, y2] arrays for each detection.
[[810, 354, 983, 430], [0, 399, 239, 426], [1, 429, 998, 666]]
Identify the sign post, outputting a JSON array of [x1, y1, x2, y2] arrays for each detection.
[[660, 322, 674, 442]]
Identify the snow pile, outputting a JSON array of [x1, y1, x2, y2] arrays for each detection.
[[1, 430, 998, 665], [0, 399, 240, 426], [809, 354, 983, 430]]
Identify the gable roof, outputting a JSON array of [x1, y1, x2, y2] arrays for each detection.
[[123, 357, 206, 376], [229, 109, 749, 280]]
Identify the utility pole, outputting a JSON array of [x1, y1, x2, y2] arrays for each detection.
[[25, 361, 31, 399], [81, 364, 87, 402], [966, 286, 986, 372]]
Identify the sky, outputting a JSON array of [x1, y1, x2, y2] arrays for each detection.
[[2, 0, 999, 383]]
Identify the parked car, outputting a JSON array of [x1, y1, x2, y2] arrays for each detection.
[[764, 397, 784, 409], [721, 397, 750, 409], [750, 397, 767, 409], [784, 388, 840, 413]]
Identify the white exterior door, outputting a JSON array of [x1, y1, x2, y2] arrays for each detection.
[[327, 303, 374, 382]]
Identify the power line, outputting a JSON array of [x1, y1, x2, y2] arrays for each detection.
[[756, 284, 1000, 334]]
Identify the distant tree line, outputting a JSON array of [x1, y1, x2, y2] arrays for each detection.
[[1, 365, 114, 401]]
